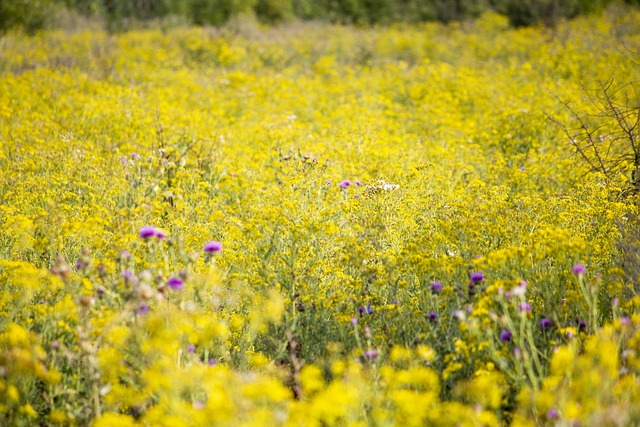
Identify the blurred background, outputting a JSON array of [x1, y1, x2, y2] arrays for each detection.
[[1, 0, 638, 33]]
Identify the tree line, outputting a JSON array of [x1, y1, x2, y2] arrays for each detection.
[[0, 0, 637, 33]]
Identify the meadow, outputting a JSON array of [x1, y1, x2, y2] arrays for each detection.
[[2, 7, 640, 426]]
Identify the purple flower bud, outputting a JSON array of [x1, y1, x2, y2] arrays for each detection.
[[518, 302, 531, 312], [470, 272, 484, 283], [431, 281, 443, 293], [204, 241, 222, 253], [139, 226, 157, 239], [364, 349, 378, 360], [578, 319, 586, 331], [136, 303, 150, 316], [167, 277, 184, 291], [500, 328, 513, 342], [572, 264, 586, 276], [428, 311, 437, 322], [538, 317, 552, 331], [468, 282, 477, 296], [123, 269, 138, 286]]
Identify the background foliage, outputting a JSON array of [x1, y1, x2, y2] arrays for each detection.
[[1, 0, 639, 32]]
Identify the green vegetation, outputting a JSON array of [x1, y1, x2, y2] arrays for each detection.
[[1, 0, 638, 32]]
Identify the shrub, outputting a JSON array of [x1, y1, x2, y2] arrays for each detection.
[[492, 0, 613, 27], [0, 0, 52, 34]]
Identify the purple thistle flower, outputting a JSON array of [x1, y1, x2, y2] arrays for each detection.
[[154, 229, 166, 239], [518, 302, 531, 312], [339, 180, 351, 189], [354, 180, 362, 186], [572, 264, 586, 276], [135, 303, 150, 316], [204, 241, 223, 253], [208, 359, 216, 366], [139, 226, 157, 239], [431, 281, 443, 293], [500, 328, 513, 342], [167, 277, 184, 291], [538, 317, 552, 331], [187, 344, 196, 353], [364, 349, 378, 360], [577, 319, 586, 331], [351, 317, 358, 325], [546, 409, 559, 420], [470, 272, 484, 283]]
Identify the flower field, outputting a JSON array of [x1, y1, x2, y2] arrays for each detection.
[[2, 8, 640, 426]]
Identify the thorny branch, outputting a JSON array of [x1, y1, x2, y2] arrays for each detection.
[[547, 76, 640, 196]]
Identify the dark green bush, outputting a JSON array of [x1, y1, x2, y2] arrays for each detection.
[[0, 0, 53, 34], [188, 0, 256, 26], [255, 0, 294, 23], [491, 0, 613, 27]]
